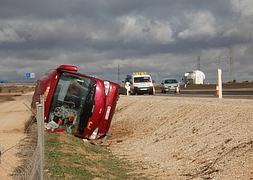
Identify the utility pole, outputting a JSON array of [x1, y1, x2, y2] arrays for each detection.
[[117, 64, 120, 84], [229, 48, 234, 82], [197, 56, 201, 70], [216, 56, 221, 69]]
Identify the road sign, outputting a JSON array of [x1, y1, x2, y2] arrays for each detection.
[[25, 72, 35, 79]]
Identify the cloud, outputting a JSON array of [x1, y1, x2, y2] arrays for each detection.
[[231, 0, 253, 17], [0, 0, 253, 83], [0, 25, 24, 43], [178, 11, 217, 40], [118, 15, 174, 44]]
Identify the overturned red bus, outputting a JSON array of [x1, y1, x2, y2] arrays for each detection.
[[31, 64, 120, 139]]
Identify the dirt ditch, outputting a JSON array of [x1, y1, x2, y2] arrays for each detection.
[[107, 95, 253, 179]]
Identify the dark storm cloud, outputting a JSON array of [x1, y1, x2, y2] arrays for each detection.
[[0, 0, 73, 19], [0, 0, 253, 82]]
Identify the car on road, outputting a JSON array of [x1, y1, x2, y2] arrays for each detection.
[[31, 64, 120, 139], [161, 78, 179, 93]]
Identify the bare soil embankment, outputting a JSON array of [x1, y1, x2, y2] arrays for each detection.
[[108, 96, 253, 179]]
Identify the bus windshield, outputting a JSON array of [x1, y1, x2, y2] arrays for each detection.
[[49, 72, 95, 134]]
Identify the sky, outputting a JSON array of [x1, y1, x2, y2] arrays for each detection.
[[0, 0, 253, 83]]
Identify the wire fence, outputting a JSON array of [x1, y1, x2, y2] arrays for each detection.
[[0, 95, 45, 180]]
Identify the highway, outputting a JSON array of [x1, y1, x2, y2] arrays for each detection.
[[156, 89, 253, 99], [119, 86, 253, 99]]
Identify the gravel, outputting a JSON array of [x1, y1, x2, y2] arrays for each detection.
[[108, 95, 253, 179]]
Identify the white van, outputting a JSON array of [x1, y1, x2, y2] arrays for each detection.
[[125, 72, 155, 95]]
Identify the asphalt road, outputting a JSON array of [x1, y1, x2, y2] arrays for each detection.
[[119, 86, 253, 99], [156, 89, 253, 99]]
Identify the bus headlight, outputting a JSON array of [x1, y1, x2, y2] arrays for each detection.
[[90, 128, 99, 140]]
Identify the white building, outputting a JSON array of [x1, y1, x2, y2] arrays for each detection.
[[183, 70, 205, 85]]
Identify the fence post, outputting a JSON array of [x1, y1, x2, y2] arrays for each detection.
[[38, 95, 44, 180], [41, 95, 45, 180], [36, 95, 44, 180]]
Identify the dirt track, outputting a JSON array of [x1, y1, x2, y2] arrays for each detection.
[[0, 93, 32, 179], [108, 95, 253, 179]]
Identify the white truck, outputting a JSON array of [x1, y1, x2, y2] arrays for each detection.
[[125, 72, 155, 95]]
